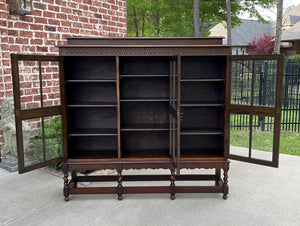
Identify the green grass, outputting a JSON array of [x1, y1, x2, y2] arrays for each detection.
[[230, 130, 300, 156]]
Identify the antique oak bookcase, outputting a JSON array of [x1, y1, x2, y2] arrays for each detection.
[[11, 37, 283, 201]]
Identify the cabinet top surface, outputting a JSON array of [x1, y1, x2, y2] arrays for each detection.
[[58, 37, 231, 56]]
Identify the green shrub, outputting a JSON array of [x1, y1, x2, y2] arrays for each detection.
[[33, 116, 62, 170]]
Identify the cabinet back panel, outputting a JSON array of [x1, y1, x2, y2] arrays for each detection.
[[67, 83, 116, 103], [121, 102, 169, 125], [65, 56, 116, 80], [181, 82, 224, 103], [121, 77, 169, 99], [181, 135, 223, 155], [68, 108, 117, 130], [120, 57, 170, 75], [181, 56, 225, 79], [69, 136, 117, 152], [122, 131, 169, 151], [181, 107, 224, 130]]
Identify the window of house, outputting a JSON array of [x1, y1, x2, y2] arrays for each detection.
[[9, 0, 33, 15]]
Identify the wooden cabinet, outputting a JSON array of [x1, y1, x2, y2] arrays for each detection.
[[11, 38, 284, 200]]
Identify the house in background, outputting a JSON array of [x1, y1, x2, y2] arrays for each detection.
[[209, 4, 300, 55], [281, 4, 300, 55], [209, 19, 274, 54]]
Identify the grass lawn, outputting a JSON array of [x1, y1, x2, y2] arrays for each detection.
[[230, 130, 300, 156]]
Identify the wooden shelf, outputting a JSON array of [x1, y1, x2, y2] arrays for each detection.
[[122, 150, 170, 159], [66, 79, 116, 83], [180, 152, 224, 160], [70, 152, 118, 159], [181, 78, 225, 82], [67, 102, 117, 107], [68, 129, 118, 136], [121, 124, 169, 131], [120, 98, 169, 102], [120, 74, 169, 78], [180, 102, 224, 107], [180, 129, 224, 135]]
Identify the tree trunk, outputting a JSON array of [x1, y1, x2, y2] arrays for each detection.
[[273, 0, 283, 54], [193, 0, 200, 37], [133, 7, 139, 37], [226, 0, 232, 45]]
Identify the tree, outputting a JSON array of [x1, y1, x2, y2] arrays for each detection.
[[273, 0, 283, 54], [226, 0, 232, 45], [193, 0, 200, 37], [127, 0, 277, 37], [248, 34, 275, 55]]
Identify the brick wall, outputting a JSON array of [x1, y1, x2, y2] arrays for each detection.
[[0, 0, 127, 146]]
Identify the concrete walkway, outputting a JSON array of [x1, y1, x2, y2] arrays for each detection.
[[1, 153, 300, 226]]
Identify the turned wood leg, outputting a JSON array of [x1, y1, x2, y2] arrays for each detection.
[[117, 168, 123, 201], [169, 165, 176, 200], [71, 171, 77, 188], [215, 168, 221, 186], [62, 163, 70, 201], [223, 163, 229, 200]]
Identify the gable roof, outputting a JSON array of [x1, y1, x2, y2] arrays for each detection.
[[283, 4, 300, 27], [281, 21, 300, 41], [209, 19, 274, 46]]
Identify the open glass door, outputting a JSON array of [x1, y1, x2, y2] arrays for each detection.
[[11, 54, 65, 173], [225, 55, 284, 167]]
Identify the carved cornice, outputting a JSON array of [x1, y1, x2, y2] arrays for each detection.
[[59, 46, 231, 56]]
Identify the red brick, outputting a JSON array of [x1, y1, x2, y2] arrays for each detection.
[[90, 18, 98, 24], [55, 0, 66, 6], [111, 5, 118, 11], [61, 7, 71, 13], [34, 2, 46, 10], [83, 0, 92, 4], [79, 4, 88, 10], [30, 39, 43, 45], [70, 28, 79, 34], [5, 91, 13, 97], [35, 32, 47, 38], [102, 3, 110, 8], [20, 30, 33, 37], [16, 38, 29, 44], [89, 6, 97, 12], [68, 15, 78, 21], [68, 2, 78, 8], [20, 15, 34, 22], [61, 20, 71, 27], [45, 26, 56, 32], [14, 22, 29, 29], [83, 23, 92, 29], [73, 22, 82, 28], [56, 13, 67, 20], [48, 19, 60, 25], [48, 5, 59, 12], [43, 11, 55, 18], [5, 83, 12, 90], [36, 46, 48, 52], [22, 45, 36, 52], [30, 24, 43, 30], [79, 16, 89, 23], [1, 44, 9, 51], [35, 17, 47, 24], [9, 45, 21, 52], [2, 52, 10, 59], [45, 40, 56, 45], [108, 0, 116, 4], [8, 30, 18, 36], [42, 0, 54, 4]]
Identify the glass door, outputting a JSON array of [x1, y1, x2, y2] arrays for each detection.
[[11, 54, 65, 173], [226, 55, 284, 167]]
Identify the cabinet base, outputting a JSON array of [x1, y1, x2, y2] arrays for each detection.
[[62, 160, 230, 201]]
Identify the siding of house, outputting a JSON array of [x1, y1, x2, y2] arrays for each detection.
[[0, 0, 127, 146]]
